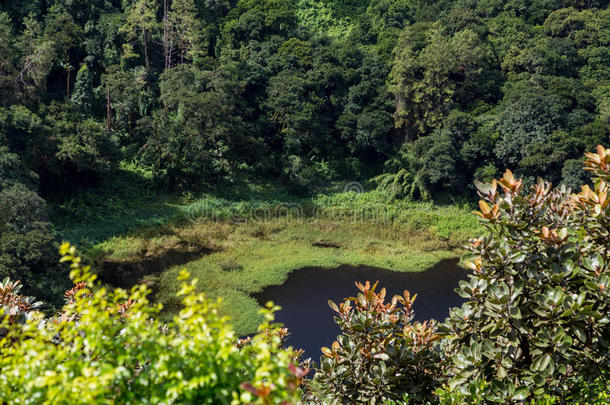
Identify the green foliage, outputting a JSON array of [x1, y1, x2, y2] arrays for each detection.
[[0, 12, 19, 107], [283, 155, 338, 193], [382, 4, 610, 201], [119, 0, 159, 69], [492, 75, 597, 175], [50, 163, 182, 247], [221, 0, 297, 47], [48, 106, 120, 177], [278, 38, 313, 68], [0, 243, 306, 403], [15, 14, 56, 98], [374, 169, 418, 200], [0, 277, 42, 328], [0, 183, 47, 233], [337, 48, 394, 158], [141, 64, 256, 187], [0, 104, 46, 156], [0, 184, 66, 307], [364, 0, 415, 52], [375, 110, 475, 200], [391, 23, 490, 139], [565, 374, 610, 404], [70, 64, 96, 116], [442, 146, 610, 402], [0, 146, 38, 190], [3, 0, 608, 201], [313, 281, 443, 403], [295, 0, 354, 40], [169, 0, 205, 64], [102, 65, 152, 135]]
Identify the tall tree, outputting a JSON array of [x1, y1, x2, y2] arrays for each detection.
[[0, 13, 18, 106], [43, 6, 81, 98], [101, 66, 152, 135], [169, 0, 203, 66], [120, 0, 159, 70], [15, 14, 55, 99], [390, 23, 489, 140]]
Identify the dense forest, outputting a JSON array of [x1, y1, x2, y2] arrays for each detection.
[[1, 0, 609, 305], [2, 0, 609, 192]]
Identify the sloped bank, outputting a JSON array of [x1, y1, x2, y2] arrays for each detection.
[[96, 246, 212, 289]]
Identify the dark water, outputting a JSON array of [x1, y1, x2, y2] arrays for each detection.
[[253, 259, 467, 358]]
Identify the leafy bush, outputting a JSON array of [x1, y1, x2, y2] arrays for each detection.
[[442, 146, 610, 402], [0, 277, 42, 330], [374, 144, 431, 201], [374, 169, 418, 200], [312, 281, 443, 403], [46, 104, 120, 179], [565, 374, 610, 405], [0, 183, 66, 306], [0, 146, 38, 189], [283, 155, 338, 194], [0, 243, 308, 404]]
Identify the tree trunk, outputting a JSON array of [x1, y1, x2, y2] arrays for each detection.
[[163, 0, 169, 71], [143, 28, 150, 70], [180, 39, 184, 65], [106, 87, 111, 132], [66, 54, 71, 99]]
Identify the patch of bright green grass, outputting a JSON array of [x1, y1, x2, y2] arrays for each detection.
[[57, 172, 482, 336]]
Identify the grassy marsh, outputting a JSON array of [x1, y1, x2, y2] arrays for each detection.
[[84, 191, 481, 335]]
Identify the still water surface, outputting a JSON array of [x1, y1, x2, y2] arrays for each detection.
[[253, 259, 467, 357]]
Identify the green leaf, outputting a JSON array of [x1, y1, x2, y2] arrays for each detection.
[[512, 386, 529, 401], [373, 353, 389, 361], [510, 253, 526, 263], [509, 307, 521, 319], [533, 354, 552, 372]]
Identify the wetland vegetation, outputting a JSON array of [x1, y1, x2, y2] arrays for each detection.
[[84, 189, 479, 335]]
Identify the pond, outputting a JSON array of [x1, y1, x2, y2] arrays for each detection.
[[252, 259, 467, 358]]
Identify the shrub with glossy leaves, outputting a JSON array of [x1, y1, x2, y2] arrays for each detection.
[[0, 277, 42, 330], [0, 243, 306, 404], [442, 145, 610, 402], [312, 281, 443, 403]]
